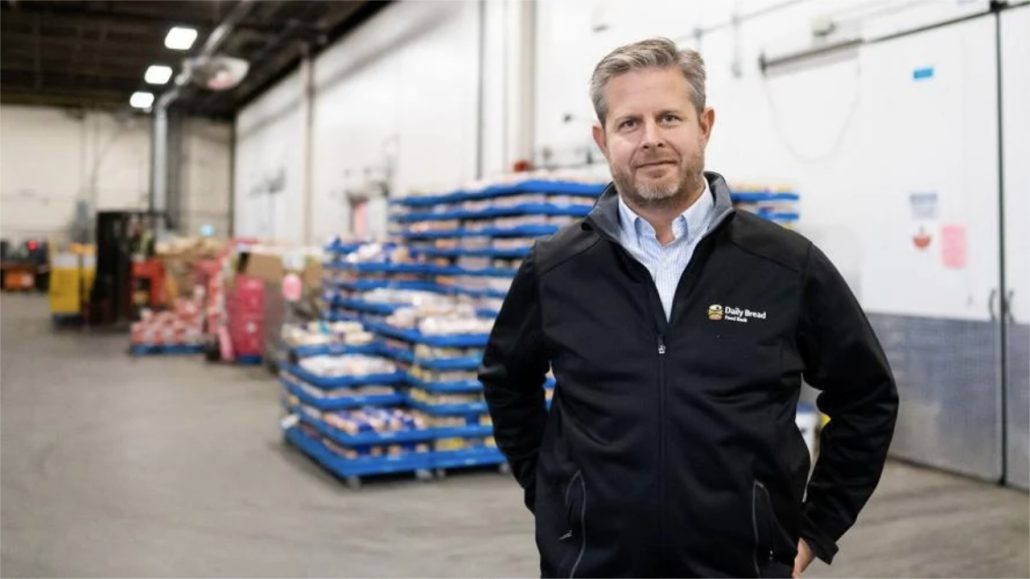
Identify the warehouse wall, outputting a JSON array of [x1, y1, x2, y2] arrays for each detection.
[[233, 70, 305, 244], [234, 0, 526, 244], [0, 104, 150, 242], [0, 104, 233, 243], [309, 0, 482, 243], [179, 118, 233, 238]]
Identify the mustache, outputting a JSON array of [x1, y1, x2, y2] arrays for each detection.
[[633, 157, 679, 168]]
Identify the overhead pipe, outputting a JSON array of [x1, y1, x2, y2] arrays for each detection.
[[150, 0, 255, 226]]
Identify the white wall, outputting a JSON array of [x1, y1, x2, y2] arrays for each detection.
[[310, 0, 483, 243], [0, 104, 232, 243], [180, 118, 233, 238], [234, 0, 528, 244], [233, 69, 305, 243], [0, 105, 150, 241]]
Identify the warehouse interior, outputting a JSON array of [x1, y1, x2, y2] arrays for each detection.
[[1, 0, 1028, 577]]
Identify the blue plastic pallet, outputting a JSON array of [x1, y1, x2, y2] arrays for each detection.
[[394, 203, 591, 224], [326, 279, 446, 293], [436, 285, 508, 299], [730, 191, 799, 202], [323, 241, 366, 255], [430, 446, 506, 470], [408, 378, 484, 393], [285, 426, 434, 478], [236, 355, 263, 365], [290, 342, 381, 359], [321, 311, 361, 323], [334, 298, 406, 316], [405, 396, 488, 416], [410, 247, 531, 259], [400, 224, 560, 240], [280, 376, 405, 411], [130, 343, 205, 356], [322, 262, 430, 274], [423, 265, 518, 278], [392, 180, 607, 207], [286, 426, 505, 481]]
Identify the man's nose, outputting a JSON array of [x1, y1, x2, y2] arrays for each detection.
[[640, 120, 664, 149]]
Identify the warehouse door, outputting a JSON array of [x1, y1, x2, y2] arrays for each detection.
[[859, 16, 1004, 481], [1001, 5, 1029, 491]]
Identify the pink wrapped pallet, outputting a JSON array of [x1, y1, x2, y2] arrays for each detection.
[[227, 274, 265, 356]]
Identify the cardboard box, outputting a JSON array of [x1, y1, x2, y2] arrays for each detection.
[[302, 256, 323, 292], [239, 251, 284, 283]]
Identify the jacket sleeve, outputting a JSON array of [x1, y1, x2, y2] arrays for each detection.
[[797, 244, 899, 564], [479, 250, 551, 512]]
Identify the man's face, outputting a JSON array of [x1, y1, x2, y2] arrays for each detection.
[[592, 66, 714, 207]]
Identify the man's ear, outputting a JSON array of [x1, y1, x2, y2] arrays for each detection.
[[699, 107, 715, 145], [592, 123, 609, 160]]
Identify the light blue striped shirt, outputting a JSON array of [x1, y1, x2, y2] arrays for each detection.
[[617, 182, 715, 320]]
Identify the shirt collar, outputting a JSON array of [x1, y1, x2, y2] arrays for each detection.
[[617, 179, 713, 246]]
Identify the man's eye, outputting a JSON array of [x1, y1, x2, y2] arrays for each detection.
[[661, 114, 680, 123], [619, 119, 637, 130]]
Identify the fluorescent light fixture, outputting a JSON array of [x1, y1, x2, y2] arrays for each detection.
[[144, 65, 173, 85], [130, 91, 155, 109], [164, 26, 198, 50]]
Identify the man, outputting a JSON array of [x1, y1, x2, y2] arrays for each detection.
[[480, 37, 899, 578]]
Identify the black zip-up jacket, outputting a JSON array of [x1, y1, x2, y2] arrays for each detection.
[[480, 172, 899, 578]]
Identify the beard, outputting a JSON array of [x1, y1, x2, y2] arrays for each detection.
[[612, 147, 705, 210]]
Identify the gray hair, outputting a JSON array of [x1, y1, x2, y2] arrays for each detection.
[[589, 37, 707, 125]]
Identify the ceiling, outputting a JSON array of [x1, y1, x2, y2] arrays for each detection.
[[0, 0, 388, 119]]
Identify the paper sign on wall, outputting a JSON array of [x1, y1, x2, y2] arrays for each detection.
[[941, 224, 967, 269], [909, 191, 939, 219], [910, 192, 938, 250]]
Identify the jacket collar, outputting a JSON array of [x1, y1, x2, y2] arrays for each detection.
[[588, 171, 735, 242]]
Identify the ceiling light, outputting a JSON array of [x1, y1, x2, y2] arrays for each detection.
[[130, 91, 155, 109], [144, 65, 173, 85], [165, 26, 198, 50]]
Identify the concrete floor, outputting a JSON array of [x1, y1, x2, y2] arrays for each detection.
[[1, 294, 1027, 578]]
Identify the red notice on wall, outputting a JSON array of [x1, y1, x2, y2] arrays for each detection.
[[941, 225, 967, 269]]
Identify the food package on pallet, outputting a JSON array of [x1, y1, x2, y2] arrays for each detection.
[[298, 354, 397, 378], [281, 320, 373, 348], [408, 388, 483, 406], [130, 297, 204, 346], [322, 407, 426, 436], [408, 367, 478, 383], [322, 437, 430, 460]]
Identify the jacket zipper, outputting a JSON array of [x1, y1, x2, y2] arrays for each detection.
[[657, 333, 668, 568]]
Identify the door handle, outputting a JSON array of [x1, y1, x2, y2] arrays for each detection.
[[1004, 290, 1015, 324], [989, 288, 999, 321]]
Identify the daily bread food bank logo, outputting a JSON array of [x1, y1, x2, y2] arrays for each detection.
[[707, 304, 766, 323]]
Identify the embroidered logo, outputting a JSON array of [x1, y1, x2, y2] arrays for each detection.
[[707, 304, 766, 323]]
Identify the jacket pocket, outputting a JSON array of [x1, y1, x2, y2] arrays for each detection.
[[752, 480, 794, 578], [558, 470, 587, 578]]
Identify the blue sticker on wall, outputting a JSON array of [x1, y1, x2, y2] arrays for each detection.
[[913, 67, 935, 81]]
